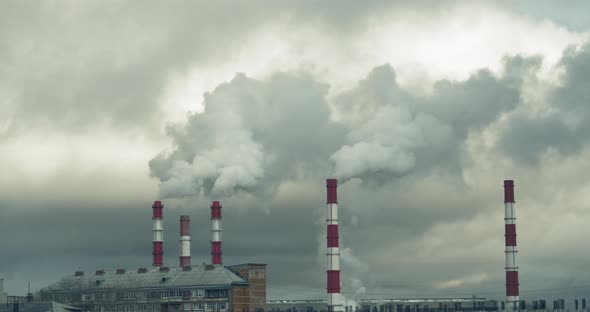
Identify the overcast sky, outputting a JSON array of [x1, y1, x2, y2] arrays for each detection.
[[2, 0, 590, 303]]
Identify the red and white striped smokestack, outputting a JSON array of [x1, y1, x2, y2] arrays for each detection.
[[152, 201, 164, 267], [326, 179, 343, 312], [211, 201, 222, 265], [504, 180, 519, 310], [179, 215, 191, 267]]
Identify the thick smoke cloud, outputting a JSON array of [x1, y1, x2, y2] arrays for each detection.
[[151, 62, 523, 194], [149, 73, 345, 198]]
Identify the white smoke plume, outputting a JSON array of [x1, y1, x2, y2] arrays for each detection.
[[341, 247, 369, 307]]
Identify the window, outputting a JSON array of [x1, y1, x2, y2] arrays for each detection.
[[191, 290, 205, 298], [124, 292, 146, 300], [218, 290, 228, 298], [161, 291, 169, 299], [183, 304, 192, 311], [82, 294, 94, 301], [219, 303, 227, 311], [206, 303, 217, 311]]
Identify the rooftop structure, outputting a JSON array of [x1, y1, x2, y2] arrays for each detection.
[[0, 302, 81, 312]]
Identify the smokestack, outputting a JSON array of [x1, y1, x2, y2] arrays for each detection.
[[211, 201, 222, 265], [180, 215, 191, 267], [152, 200, 164, 267], [326, 179, 343, 312], [504, 180, 519, 310]]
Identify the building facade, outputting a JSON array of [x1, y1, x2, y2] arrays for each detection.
[[39, 264, 266, 312]]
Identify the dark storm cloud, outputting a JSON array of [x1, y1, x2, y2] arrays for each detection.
[[0, 195, 324, 291]]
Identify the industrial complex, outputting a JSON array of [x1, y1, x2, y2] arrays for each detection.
[[37, 200, 266, 312], [2, 178, 586, 312]]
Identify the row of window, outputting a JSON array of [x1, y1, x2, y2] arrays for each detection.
[[100, 305, 160, 312], [161, 290, 228, 299], [65, 288, 229, 302], [182, 303, 227, 311], [97, 303, 227, 312], [124, 292, 148, 300]]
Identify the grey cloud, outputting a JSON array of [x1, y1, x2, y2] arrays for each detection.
[[497, 41, 590, 163], [0, 0, 463, 135], [422, 68, 521, 136], [499, 0, 590, 31], [498, 113, 575, 164]]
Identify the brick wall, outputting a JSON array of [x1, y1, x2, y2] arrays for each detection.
[[229, 264, 267, 312]]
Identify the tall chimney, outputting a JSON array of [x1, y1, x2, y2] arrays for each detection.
[[504, 180, 519, 310], [179, 215, 191, 267], [326, 179, 343, 312], [152, 201, 164, 267], [211, 201, 222, 265]]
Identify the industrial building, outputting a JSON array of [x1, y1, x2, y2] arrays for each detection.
[[267, 298, 500, 312], [39, 264, 266, 312], [38, 200, 267, 312]]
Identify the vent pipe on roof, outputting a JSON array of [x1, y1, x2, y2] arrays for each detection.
[[180, 215, 191, 267], [504, 180, 520, 310], [326, 179, 343, 312], [152, 201, 164, 267], [211, 201, 222, 265]]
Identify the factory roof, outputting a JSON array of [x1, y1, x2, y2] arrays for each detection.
[[0, 302, 81, 312], [42, 265, 247, 292]]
